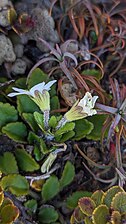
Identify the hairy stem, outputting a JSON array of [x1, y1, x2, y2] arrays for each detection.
[[56, 116, 68, 130], [43, 110, 50, 130]]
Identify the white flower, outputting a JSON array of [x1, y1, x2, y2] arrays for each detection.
[[78, 92, 98, 116], [8, 80, 57, 97], [64, 92, 98, 122], [56, 92, 98, 129], [8, 80, 56, 112]]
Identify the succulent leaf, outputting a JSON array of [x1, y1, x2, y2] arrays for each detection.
[[111, 192, 126, 214], [92, 204, 109, 224], [102, 186, 124, 208], [78, 197, 96, 216]]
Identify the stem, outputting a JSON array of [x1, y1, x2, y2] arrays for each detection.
[[43, 110, 50, 130], [96, 103, 117, 114], [55, 116, 68, 130], [116, 127, 123, 169], [26, 165, 60, 186]]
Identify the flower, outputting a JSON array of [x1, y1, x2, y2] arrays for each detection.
[[78, 92, 98, 116], [8, 80, 57, 97], [56, 92, 98, 130], [8, 80, 56, 112], [65, 92, 98, 122]]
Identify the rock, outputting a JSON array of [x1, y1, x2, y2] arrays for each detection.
[[0, 0, 13, 27], [25, 7, 59, 52], [0, 0, 11, 8], [60, 83, 77, 106], [14, 44, 24, 58], [0, 34, 16, 65], [65, 42, 78, 53], [11, 58, 27, 75]]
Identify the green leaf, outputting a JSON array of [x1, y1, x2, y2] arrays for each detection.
[[59, 130, 75, 142], [50, 96, 60, 111], [92, 205, 109, 224], [27, 68, 48, 88], [102, 186, 124, 208], [0, 204, 19, 223], [0, 187, 4, 207], [49, 116, 58, 128], [2, 122, 27, 142], [0, 197, 13, 211], [49, 83, 57, 97], [55, 122, 75, 137], [28, 131, 49, 155], [15, 148, 40, 172], [38, 205, 59, 223], [0, 152, 18, 174], [22, 113, 38, 132], [59, 161, 75, 190], [0, 103, 18, 130], [24, 199, 37, 214], [34, 145, 43, 161], [34, 112, 45, 132], [111, 211, 121, 224], [40, 138, 49, 154], [84, 216, 94, 224], [78, 197, 96, 216], [82, 69, 102, 80], [0, 174, 29, 196], [71, 206, 86, 223], [42, 175, 60, 202], [66, 191, 92, 209], [91, 190, 104, 206], [111, 192, 126, 213], [28, 131, 40, 144], [17, 95, 40, 115], [87, 115, 107, 140], [73, 119, 94, 140], [15, 77, 27, 88], [90, 30, 98, 43]]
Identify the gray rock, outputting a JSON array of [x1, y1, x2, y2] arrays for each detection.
[[0, 34, 16, 65], [0, 0, 13, 27], [26, 7, 59, 52], [14, 44, 24, 58], [11, 58, 27, 75], [0, 0, 10, 8]]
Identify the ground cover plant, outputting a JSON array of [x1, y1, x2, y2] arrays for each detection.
[[0, 0, 126, 223]]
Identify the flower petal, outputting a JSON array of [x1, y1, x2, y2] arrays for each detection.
[[8, 92, 25, 97], [8, 87, 30, 97], [92, 96, 99, 108], [12, 87, 28, 93], [44, 80, 57, 91], [30, 82, 45, 96]]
